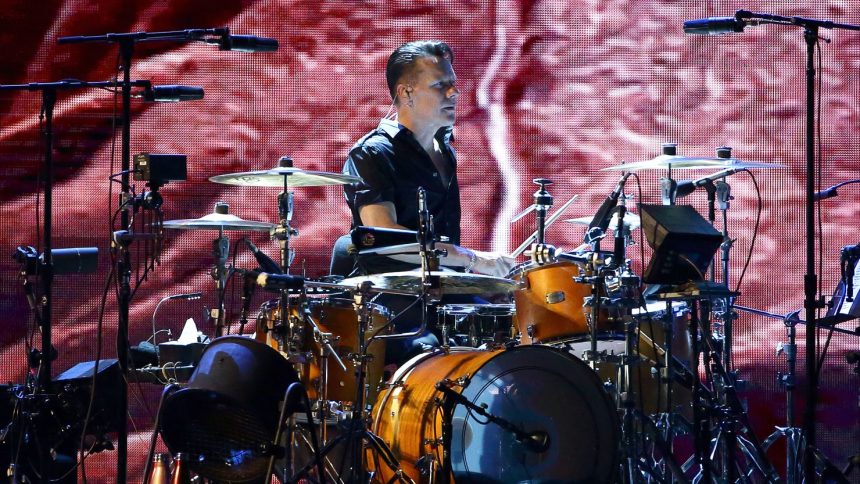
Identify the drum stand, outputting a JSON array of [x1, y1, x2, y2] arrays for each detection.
[[594, 266, 690, 484], [650, 291, 778, 483], [735, 305, 851, 482], [301, 304, 348, 447], [292, 281, 418, 483]]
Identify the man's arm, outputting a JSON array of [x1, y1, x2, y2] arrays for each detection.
[[357, 202, 410, 231]]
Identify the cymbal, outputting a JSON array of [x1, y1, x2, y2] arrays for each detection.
[[602, 155, 785, 171], [565, 212, 641, 231], [209, 167, 362, 187], [162, 212, 275, 232], [339, 270, 518, 295]]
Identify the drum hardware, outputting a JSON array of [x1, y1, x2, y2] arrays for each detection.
[[435, 380, 551, 453], [510, 190, 579, 258], [651, 289, 779, 483], [162, 201, 277, 337], [302, 305, 348, 447], [735, 304, 856, 482], [292, 280, 417, 484]]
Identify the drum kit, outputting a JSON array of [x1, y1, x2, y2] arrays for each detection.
[[141, 144, 806, 484]]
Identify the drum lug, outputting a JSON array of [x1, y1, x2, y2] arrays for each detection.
[[379, 381, 404, 390]]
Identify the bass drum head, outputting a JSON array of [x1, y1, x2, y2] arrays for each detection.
[[449, 345, 619, 483]]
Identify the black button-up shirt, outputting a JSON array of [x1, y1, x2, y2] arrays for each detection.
[[343, 118, 461, 244]]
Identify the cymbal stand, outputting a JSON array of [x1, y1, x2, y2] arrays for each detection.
[[698, 316, 781, 482], [210, 211, 231, 337], [760, 309, 803, 484], [273, 156, 299, 274], [734, 304, 852, 482], [274, 157, 300, 384]]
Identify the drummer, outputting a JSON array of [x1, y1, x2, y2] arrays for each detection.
[[343, 40, 515, 362]]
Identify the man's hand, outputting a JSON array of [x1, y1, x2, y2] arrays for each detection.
[[447, 245, 516, 277]]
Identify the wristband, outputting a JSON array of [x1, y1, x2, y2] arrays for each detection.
[[465, 251, 477, 273]]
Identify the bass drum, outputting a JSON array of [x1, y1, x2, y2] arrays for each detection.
[[370, 346, 619, 483]]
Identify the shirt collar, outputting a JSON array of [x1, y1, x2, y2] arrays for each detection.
[[377, 118, 404, 138], [376, 118, 454, 143]]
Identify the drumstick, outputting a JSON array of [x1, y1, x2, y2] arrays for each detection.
[[510, 194, 579, 258]]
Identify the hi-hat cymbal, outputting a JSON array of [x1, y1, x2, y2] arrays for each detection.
[[339, 270, 517, 295], [162, 212, 275, 232], [602, 155, 785, 171], [565, 212, 641, 231], [209, 167, 361, 187]]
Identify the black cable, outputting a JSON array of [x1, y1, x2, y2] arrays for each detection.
[[629, 172, 647, 278], [76, 262, 116, 483], [733, 169, 761, 295], [815, 36, 827, 375]]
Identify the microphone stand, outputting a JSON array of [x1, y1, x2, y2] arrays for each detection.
[[56, 31, 228, 483], [729, 12, 860, 482]]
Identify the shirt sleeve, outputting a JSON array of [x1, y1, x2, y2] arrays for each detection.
[[343, 143, 397, 214]]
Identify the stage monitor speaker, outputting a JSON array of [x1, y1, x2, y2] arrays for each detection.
[[54, 358, 123, 433], [640, 204, 722, 285]]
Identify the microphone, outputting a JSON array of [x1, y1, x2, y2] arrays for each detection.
[[586, 173, 631, 241], [434, 381, 550, 453], [814, 186, 839, 201], [142, 85, 204, 102], [674, 167, 744, 198], [239, 273, 256, 332], [244, 239, 283, 274], [684, 16, 746, 35], [248, 271, 304, 292], [219, 35, 278, 52], [612, 203, 627, 268]]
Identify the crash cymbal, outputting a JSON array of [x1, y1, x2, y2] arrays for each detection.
[[339, 270, 518, 295], [602, 155, 785, 171], [565, 212, 641, 231], [162, 209, 275, 232], [209, 167, 361, 187]]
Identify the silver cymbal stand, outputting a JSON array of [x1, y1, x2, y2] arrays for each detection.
[[209, 202, 232, 337]]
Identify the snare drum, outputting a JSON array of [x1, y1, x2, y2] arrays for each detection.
[[510, 260, 617, 344], [370, 345, 619, 483], [436, 303, 515, 347], [258, 297, 389, 404]]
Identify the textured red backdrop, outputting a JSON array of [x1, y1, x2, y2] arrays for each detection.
[[1, 1, 858, 481]]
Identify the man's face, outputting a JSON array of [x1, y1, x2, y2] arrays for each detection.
[[402, 56, 459, 131]]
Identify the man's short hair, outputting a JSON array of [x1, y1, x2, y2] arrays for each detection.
[[385, 40, 454, 101]]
